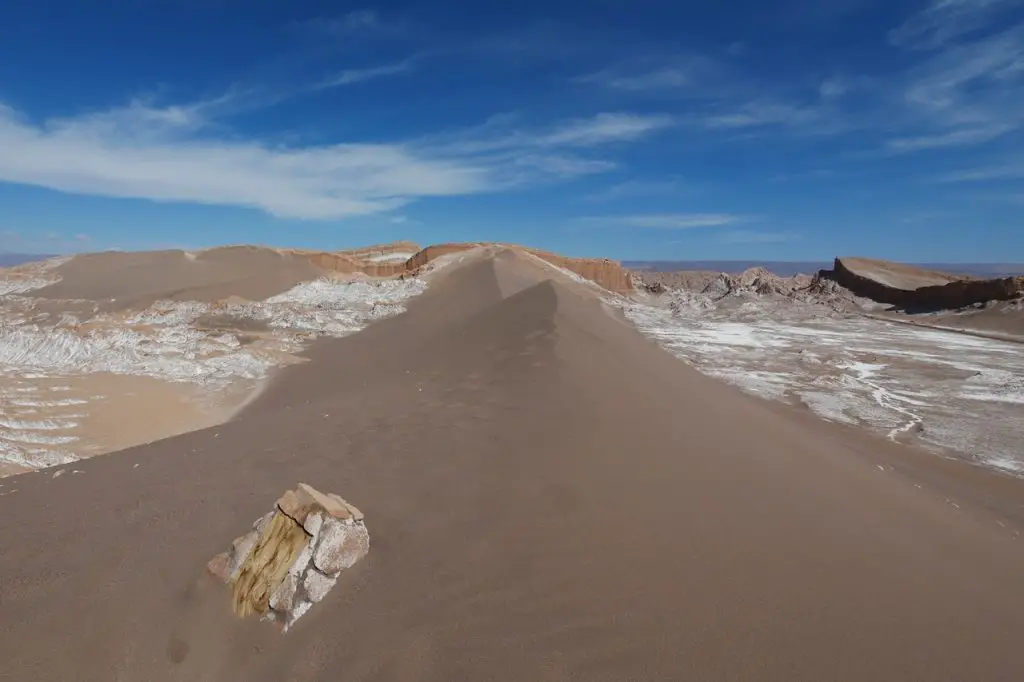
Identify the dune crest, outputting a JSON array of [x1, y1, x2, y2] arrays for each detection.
[[1, 248, 1023, 681]]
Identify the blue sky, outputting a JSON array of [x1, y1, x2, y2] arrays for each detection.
[[1, 0, 1023, 261]]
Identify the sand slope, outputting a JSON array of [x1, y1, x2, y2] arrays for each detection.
[[1, 248, 1023, 681], [34, 246, 326, 311]]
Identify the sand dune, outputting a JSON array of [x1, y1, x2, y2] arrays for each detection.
[[1, 247, 1023, 681], [33, 246, 328, 312]]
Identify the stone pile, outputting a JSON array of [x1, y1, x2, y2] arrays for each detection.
[[207, 483, 369, 631]]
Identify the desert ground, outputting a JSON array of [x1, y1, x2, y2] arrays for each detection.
[[0, 245, 1022, 680]]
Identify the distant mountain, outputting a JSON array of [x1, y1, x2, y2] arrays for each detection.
[[0, 253, 53, 267], [624, 260, 1024, 279]]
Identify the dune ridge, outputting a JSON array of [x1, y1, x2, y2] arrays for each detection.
[[1, 247, 1023, 681]]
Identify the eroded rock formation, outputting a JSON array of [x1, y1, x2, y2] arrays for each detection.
[[297, 242, 635, 293], [823, 257, 1024, 310], [207, 483, 369, 630]]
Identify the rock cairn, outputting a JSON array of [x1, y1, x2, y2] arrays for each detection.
[[207, 483, 369, 631]]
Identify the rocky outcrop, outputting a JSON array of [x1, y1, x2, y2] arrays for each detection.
[[339, 241, 420, 261], [207, 483, 369, 631], [524, 248, 634, 294], [823, 257, 1024, 310], [308, 242, 635, 293], [298, 251, 409, 278]]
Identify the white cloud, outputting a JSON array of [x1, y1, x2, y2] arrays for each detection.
[[574, 57, 723, 92], [936, 162, 1024, 181], [576, 213, 747, 229], [819, 76, 851, 99], [887, 124, 1014, 151], [577, 68, 693, 91], [300, 10, 380, 35], [417, 112, 673, 155], [583, 176, 693, 202], [541, 113, 674, 145], [0, 99, 666, 219], [0, 103, 485, 220], [890, 0, 1019, 50], [413, 112, 672, 187], [704, 101, 820, 129], [883, 24, 1024, 152], [511, 154, 616, 177], [315, 60, 416, 89], [902, 26, 1024, 118]]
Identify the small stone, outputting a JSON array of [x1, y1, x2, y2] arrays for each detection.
[[303, 568, 337, 603], [313, 518, 370, 575], [206, 552, 231, 583], [269, 573, 299, 612], [303, 511, 323, 538]]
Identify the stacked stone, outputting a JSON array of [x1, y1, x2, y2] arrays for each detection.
[[207, 483, 369, 631]]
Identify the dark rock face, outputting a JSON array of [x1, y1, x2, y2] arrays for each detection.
[[822, 257, 1024, 311]]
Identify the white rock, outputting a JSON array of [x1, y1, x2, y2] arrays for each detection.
[[287, 541, 313, 578], [303, 569, 337, 603], [269, 573, 299, 612], [312, 518, 370, 575], [253, 511, 275, 536], [228, 530, 259, 580], [303, 510, 324, 538], [285, 600, 313, 631]]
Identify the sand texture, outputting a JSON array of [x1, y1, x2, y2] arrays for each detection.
[[1, 248, 1023, 681]]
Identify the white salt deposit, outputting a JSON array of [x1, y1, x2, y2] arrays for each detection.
[[365, 252, 414, 263], [0, 274, 429, 470], [617, 295, 1024, 476]]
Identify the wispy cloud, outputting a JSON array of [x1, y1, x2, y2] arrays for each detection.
[[901, 26, 1024, 117], [887, 25, 1024, 150], [936, 162, 1024, 181], [576, 67, 693, 91], [574, 56, 724, 92], [414, 112, 673, 185], [0, 97, 664, 219], [314, 59, 417, 89], [887, 124, 1014, 151], [582, 176, 695, 202], [890, 0, 1019, 50], [819, 76, 851, 99], [297, 10, 383, 36], [419, 112, 673, 155], [574, 213, 748, 229], [542, 113, 674, 146], [703, 101, 822, 129]]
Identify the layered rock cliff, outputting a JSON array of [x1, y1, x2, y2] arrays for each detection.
[[298, 242, 634, 293], [822, 257, 1024, 310]]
